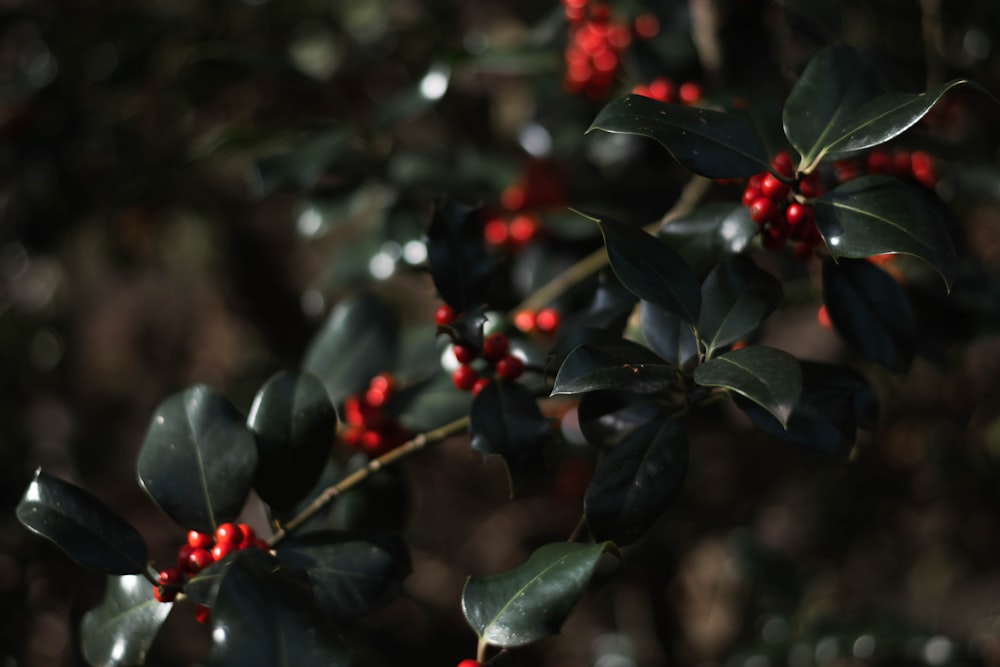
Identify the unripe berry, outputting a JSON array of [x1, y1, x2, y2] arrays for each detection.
[[535, 308, 561, 334], [760, 172, 789, 198], [749, 197, 777, 224], [453, 344, 478, 364], [216, 523, 244, 547], [187, 547, 214, 573], [482, 333, 509, 361], [496, 355, 525, 380], [452, 364, 479, 391], [435, 304, 456, 326], [188, 530, 213, 549]]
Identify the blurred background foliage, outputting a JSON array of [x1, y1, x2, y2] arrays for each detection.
[[4, 0, 1000, 665]]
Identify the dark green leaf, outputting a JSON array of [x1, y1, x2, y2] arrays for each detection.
[[783, 45, 884, 167], [822, 259, 916, 372], [698, 256, 783, 356], [81, 574, 172, 667], [302, 293, 400, 403], [551, 342, 676, 396], [184, 550, 243, 606], [595, 216, 701, 324], [735, 362, 873, 458], [640, 301, 699, 372], [658, 203, 758, 276], [436, 304, 489, 351], [462, 542, 619, 648], [17, 469, 148, 574], [588, 94, 771, 178], [814, 175, 958, 289], [427, 201, 499, 312], [137, 386, 258, 534], [469, 380, 550, 493], [584, 419, 688, 545], [577, 391, 662, 449], [248, 371, 337, 513], [209, 550, 348, 667], [255, 128, 351, 194], [552, 270, 636, 360], [693, 346, 802, 427], [277, 531, 410, 619], [819, 79, 982, 158]]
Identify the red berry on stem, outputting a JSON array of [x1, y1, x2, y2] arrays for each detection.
[[482, 333, 509, 361], [435, 304, 456, 326], [453, 344, 478, 364], [770, 151, 795, 177], [188, 530, 213, 549], [496, 355, 525, 380], [742, 185, 763, 207], [187, 548, 214, 572], [760, 172, 789, 198], [535, 308, 561, 334], [237, 524, 256, 545], [452, 364, 479, 391], [784, 202, 812, 227], [216, 523, 244, 547], [176, 543, 195, 568], [212, 541, 236, 562], [749, 197, 777, 224]]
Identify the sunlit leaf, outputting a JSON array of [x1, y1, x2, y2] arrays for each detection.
[[17, 469, 148, 574], [589, 94, 771, 178], [137, 386, 258, 534], [640, 301, 699, 372], [658, 203, 757, 276], [462, 542, 619, 648], [693, 346, 802, 427]]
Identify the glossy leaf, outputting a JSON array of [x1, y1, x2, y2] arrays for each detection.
[[818, 79, 981, 159], [462, 541, 619, 648], [17, 469, 148, 574], [698, 256, 783, 357], [640, 301, 699, 372], [588, 94, 771, 178], [137, 386, 258, 534], [596, 215, 701, 324], [658, 203, 757, 276], [814, 175, 958, 289], [552, 270, 636, 360], [735, 362, 873, 458], [469, 379, 550, 492], [184, 550, 242, 606], [248, 371, 338, 513], [427, 200, 499, 312], [822, 259, 916, 373], [552, 341, 676, 396], [577, 391, 662, 449], [783, 45, 883, 167], [81, 574, 172, 667], [584, 419, 688, 545], [693, 346, 802, 427], [436, 304, 489, 351], [277, 531, 411, 619], [302, 293, 400, 403], [209, 550, 348, 667]]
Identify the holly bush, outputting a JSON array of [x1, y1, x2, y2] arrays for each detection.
[[9, 0, 1000, 666]]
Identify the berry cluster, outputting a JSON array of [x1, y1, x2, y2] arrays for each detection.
[[632, 78, 703, 106], [452, 332, 525, 394], [154, 523, 268, 617], [833, 148, 937, 189], [562, 1, 631, 98], [483, 212, 539, 252], [342, 373, 411, 458], [741, 151, 825, 259], [513, 307, 561, 336]]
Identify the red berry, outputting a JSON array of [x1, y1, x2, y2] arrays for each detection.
[[514, 310, 537, 332], [194, 604, 212, 624], [153, 585, 177, 603], [760, 172, 789, 198], [742, 185, 763, 207], [508, 214, 538, 246], [435, 304, 456, 326], [770, 151, 795, 177], [457, 660, 483, 667], [817, 304, 833, 330], [176, 543, 195, 568], [211, 541, 236, 562], [369, 373, 394, 394], [784, 202, 813, 227], [483, 218, 509, 247], [634, 13, 660, 38], [237, 524, 256, 545], [678, 81, 703, 105], [496, 355, 525, 380], [452, 364, 479, 391], [648, 77, 674, 103], [535, 308, 561, 334], [749, 197, 777, 224], [187, 547, 214, 572], [798, 172, 823, 198], [501, 185, 526, 211], [216, 523, 244, 547], [158, 566, 183, 587], [482, 333, 509, 361], [866, 149, 893, 174], [893, 151, 912, 175], [453, 344, 478, 364], [361, 430, 386, 456], [471, 378, 491, 396], [188, 530, 213, 549], [365, 386, 388, 408], [747, 173, 764, 189]]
